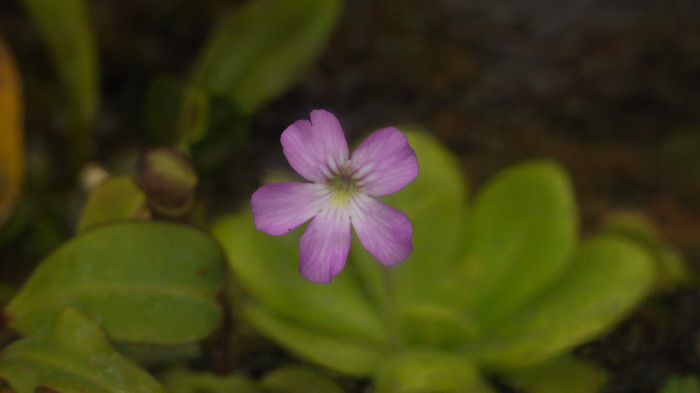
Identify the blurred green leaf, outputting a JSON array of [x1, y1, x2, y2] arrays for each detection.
[[245, 303, 381, 376], [6, 222, 226, 345], [212, 212, 386, 344], [160, 368, 262, 393], [602, 212, 691, 290], [144, 76, 209, 148], [661, 376, 700, 393], [0, 37, 23, 227], [0, 307, 163, 393], [363, 130, 468, 308], [449, 161, 577, 327], [77, 176, 147, 233], [20, 0, 98, 135], [116, 342, 201, 366], [503, 356, 607, 393], [374, 350, 492, 393], [261, 366, 345, 393], [193, 0, 340, 115], [471, 236, 654, 367]]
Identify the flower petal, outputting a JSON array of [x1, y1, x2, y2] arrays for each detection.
[[350, 194, 413, 266], [251, 182, 330, 235], [281, 110, 349, 182], [299, 205, 351, 283], [350, 127, 418, 196]]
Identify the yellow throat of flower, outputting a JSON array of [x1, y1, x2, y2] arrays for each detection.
[[328, 173, 359, 207]]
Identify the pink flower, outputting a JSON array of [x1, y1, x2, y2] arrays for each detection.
[[251, 110, 418, 283]]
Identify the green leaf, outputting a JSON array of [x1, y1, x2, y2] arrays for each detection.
[[660, 376, 700, 393], [348, 130, 472, 347], [261, 366, 345, 393], [244, 303, 381, 376], [373, 350, 492, 393], [502, 356, 607, 393], [143, 76, 209, 148], [471, 236, 654, 367], [379, 130, 468, 306], [0, 37, 23, 227], [449, 161, 577, 327], [20, 0, 98, 134], [6, 222, 226, 345], [77, 176, 147, 233], [193, 0, 340, 114], [602, 212, 692, 290], [160, 368, 263, 393], [116, 342, 201, 366], [212, 212, 386, 344], [0, 307, 163, 393]]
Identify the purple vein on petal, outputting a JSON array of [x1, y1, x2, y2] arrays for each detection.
[[251, 182, 330, 235], [281, 110, 349, 182], [350, 194, 414, 266], [299, 205, 351, 283], [351, 127, 418, 197]]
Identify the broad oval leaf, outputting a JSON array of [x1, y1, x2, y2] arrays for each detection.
[[470, 236, 654, 367], [373, 350, 491, 393], [0, 38, 23, 227], [193, 0, 340, 115], [20, 0, 98, 133], [0, 307, 163, 393], [245, 303, 382, 376], [6, 221, 226, 345], [447, 161, 577, 327], [212, 212, 385, 344]]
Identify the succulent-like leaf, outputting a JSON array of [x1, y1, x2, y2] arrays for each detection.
[[245, 303, 381, 376], [160, 368, 262, 393], [0, 307, 163, 393], [6, 222, 226, 345], [77, 176, 147, 233], [193, 0, 340, 114], [373, 350, 492, 393], [0, 38, 23, 227], [213, 212, 386, 344], [373, 130, 468, 307], [261, 366, 345, 393], [502, 356, 607, 393], [449, 161, 577, 327], [471, 236, 654, 367]]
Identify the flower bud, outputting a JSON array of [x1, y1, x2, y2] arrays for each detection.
[[134, 147, 197, 217]]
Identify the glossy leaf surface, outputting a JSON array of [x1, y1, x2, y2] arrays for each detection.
[[472, 236, 653, 367], [6, 222, 226, 345], [450, 161, 577, 327], [0, 308, 163, 393]]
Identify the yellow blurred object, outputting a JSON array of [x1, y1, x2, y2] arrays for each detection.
[[0, 37, 24, 226]]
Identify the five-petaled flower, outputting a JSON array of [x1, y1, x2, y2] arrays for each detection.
[[251, 110, 419, 283]]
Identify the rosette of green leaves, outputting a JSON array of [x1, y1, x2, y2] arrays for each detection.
[[213, 131, 656, 393]]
